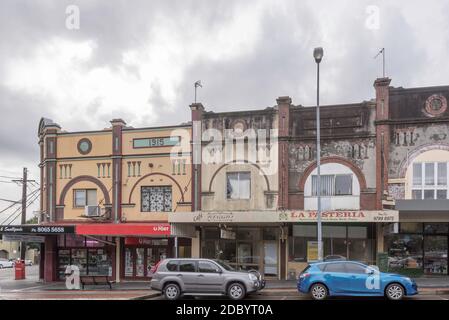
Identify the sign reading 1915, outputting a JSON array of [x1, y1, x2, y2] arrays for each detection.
[[133, 136, 180, 148]]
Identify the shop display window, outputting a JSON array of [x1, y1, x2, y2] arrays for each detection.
[[289, 224, 375, 264], [71, 249, 88, 276], [385, 234, 424, 276], [125, 248, 134, 277], [385, 223, 449, 275], [424, 235, 448, 275], [424, 223, 449, 234], [65, 234, 86, 247]]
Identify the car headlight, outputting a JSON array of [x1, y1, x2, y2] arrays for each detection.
[[403, 277, 412, 283], [249, 273, 258, 281]]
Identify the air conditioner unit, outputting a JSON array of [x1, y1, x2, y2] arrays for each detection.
[[85, 206, 100, 217]]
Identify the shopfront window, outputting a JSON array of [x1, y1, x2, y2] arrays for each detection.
[[288, 225, 316, 262], [385, 223, 449, 275], [289, 224, 374, 264], [385, 234, 423, 276], [323, 225, 346, 259], [201, 227, 264, 273], [424, 235, 448, 275], [123, 237, 173, 278], [57, 235, 113, 280]]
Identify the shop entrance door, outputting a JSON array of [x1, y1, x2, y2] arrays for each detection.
[[146, 247, 167, 277], [263, 241, 278, 277], [124, 247, 168, 279]]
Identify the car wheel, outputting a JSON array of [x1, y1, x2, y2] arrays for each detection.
[[385, 283, 405, 300], [0, 265, 3, 269], [228, 283, 246, 300], [163, 283, 181, 300], [310, 283, 328, 300]]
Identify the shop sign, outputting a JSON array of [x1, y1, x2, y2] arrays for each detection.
[[124, 237, 168, 246], [307, 241, 318, 262], [169, 210, 399, 223], [76, 223, 170, 236], [220, 229, 236, 240], [0, 225, 75, 234], [289, 210, 398, 222]]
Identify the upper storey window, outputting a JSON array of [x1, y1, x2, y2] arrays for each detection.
[[141, 186, 172, 212], [226, 172, 251, 199], [311, 174, 353, 196], [74, 189, 97, 207], [412, 162, 448, 199]]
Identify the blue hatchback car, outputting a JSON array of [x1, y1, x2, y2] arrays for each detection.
[[297, 261, 418, 300]]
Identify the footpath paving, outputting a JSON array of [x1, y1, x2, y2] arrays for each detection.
[[1, 276, 449, 300]]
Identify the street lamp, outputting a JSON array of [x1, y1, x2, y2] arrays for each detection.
[[313, 47, 323, 261]]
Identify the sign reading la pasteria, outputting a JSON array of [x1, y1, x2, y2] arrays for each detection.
[[169, 210, 398, 223], [289, 210, 398, 222]]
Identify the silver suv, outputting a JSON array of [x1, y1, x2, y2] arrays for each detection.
[[150, 258, 265, 300]]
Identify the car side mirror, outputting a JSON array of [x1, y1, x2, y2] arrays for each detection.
[[368, 269, 375, 275]]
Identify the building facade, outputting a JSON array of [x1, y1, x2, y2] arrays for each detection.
[[2, 76, 447, 282], [382, 82, 449, 276], [34, 118, 192, 281]]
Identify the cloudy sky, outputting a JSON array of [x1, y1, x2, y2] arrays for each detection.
[[0, 0, 448, 222]]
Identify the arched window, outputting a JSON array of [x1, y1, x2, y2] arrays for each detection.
[[304, 163, 361, 210], [406, 150, 449, 200]]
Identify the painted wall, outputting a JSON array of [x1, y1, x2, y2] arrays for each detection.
[[202, 162, 278, 211], [45, 122, 192, 222]]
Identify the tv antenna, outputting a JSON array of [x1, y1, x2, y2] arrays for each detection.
[[194, 80, 202, 103], [374, 48, 385, 78]]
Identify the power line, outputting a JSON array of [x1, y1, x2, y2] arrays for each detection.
[[0, 180, 18, 184], [5, 191, 40, 225], [1, 189, 40, 225], [0, 201, 20, 214], [0, 188, 39, 224], [0, 198, 19, 204], [0, 175, 22, 180]]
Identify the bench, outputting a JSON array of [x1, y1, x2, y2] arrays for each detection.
[[79, 275, 116, 290]]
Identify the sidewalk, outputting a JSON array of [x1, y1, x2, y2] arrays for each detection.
[[2, 277, 449, 300]]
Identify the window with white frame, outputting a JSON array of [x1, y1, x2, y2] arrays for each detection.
[[74, 189, 97, 207], [226, 172, 251, 199], [412, 162, 448, 199], [312, 174, 353, 196]]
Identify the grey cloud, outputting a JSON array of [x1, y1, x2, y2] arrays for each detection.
[[0, 0, 448, 159]]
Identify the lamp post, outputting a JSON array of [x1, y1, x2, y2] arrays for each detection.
[[313, 47, 323, 261]]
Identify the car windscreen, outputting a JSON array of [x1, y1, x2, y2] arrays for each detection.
[[214, 260, 235, 271]]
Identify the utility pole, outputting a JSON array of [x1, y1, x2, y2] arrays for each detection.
[[12, 168, 35, 260]]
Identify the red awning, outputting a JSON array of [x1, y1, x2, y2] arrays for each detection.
[[75, 223, 171, 236]]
